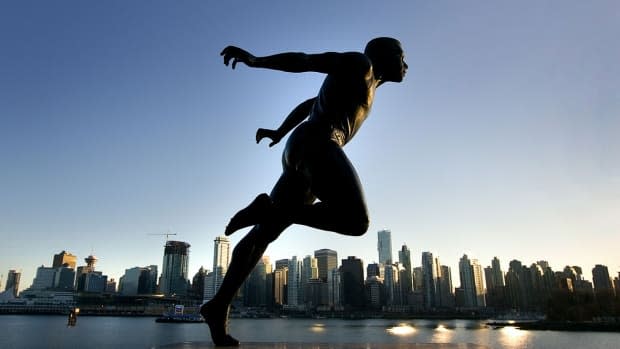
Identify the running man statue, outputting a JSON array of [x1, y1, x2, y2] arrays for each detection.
[[202, 37, 407, 346]]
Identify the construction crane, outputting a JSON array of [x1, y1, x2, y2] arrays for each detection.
[[148, 232, 178, 242]]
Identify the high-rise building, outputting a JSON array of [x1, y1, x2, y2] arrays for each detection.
[[287, 256, 303, 307], [366, 263, 382, 280], [384, 263, 402, 305], [327, 268, 341, 308], [30, 266, 56, 290], [4, 270, 21, 297], [377, 230, 393, 265], [106, 278, 117, 293], [76, 254, 99, 291], [191, 267, 207, 299], [592, 264, 613, 291], [472, 259, 486, 307], [421, 252, 440, 309], [413, 267, 423, 291], [119, 266, 157, 295], [244, 256, 271, 306], [275, 259, 290, 271], [53, 251, 77, 269], [398, 245, 413, 299], [273, 268, 287, 306], [340, 256, 364, 309], [485, 257, 506, 309], [457, 254, 485, 308], [159, 240, 191, 296], [486, 257, 504, 289], [212, 236, 231, 297], [302, 255, 318, 305], [314, 249, 338, 282], [54, 266, 76, 290]]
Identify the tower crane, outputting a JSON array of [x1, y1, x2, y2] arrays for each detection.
[[148, 232, 178, 242]]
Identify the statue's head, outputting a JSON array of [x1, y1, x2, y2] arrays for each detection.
[[365, 37, 407, 82]]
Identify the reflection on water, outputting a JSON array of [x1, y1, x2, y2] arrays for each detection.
[[386, 323, 416, 336], [2, 316, 618, 349], [310, 323, 326, 333], [498, 326, 530, 347], [432, 323, 455, 343]]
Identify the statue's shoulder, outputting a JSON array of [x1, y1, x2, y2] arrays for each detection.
[[333, 51, 372, 75]]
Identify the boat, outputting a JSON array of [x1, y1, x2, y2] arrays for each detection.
[[155, 313, 204, 323], [155, 304, 204, 323]]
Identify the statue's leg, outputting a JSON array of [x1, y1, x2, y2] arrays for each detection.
[[201, 222, 287, 346], [289, 141, 370, 236], [224, 193, 272, 236], [202, 170, 312, 346]]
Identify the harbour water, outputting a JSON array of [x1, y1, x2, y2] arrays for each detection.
[[1, 315, 619, 349]]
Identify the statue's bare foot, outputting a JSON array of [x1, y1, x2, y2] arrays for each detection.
[[225, 193, 272, 236], [200, 301, 239, 347]]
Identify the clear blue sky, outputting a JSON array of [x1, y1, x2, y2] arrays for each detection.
[[1, 1, 618, 291]]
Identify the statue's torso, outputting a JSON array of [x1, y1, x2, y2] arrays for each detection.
[[308, 61, 376, 146]]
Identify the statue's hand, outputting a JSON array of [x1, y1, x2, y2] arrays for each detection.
[[220, 46, 256, 69], [256, 128, 282, 147]]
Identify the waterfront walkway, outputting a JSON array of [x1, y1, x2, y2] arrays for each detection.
[[161, 343, 490, 349]]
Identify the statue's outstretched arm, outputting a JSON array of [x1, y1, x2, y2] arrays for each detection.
[[221, 46, 364, 74], [256, 97, 316, 147]]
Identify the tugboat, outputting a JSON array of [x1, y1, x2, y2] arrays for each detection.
[[156, 304, 204, 323]]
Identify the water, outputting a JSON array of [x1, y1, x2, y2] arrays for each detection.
[[1, 316, 619, 349]]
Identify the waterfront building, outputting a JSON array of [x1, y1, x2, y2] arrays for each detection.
[[4, 270, 21, 297], [377, 230, 393, 265], [105, 278, 117, 293], [305, 278, 325, 309], [75, 255, 99, 291], [383, 263, 401, 306], [340, 256, 364, 309], [204, 271, 215, 301], [31, 266, 56, 290], [286, 256, 303, 308], [52, 250, 77, 269], [365, 275, 384, 309], [244, 256, 271, 306], [327, 267, 341, 309], [439, 265, 455, 308], [398, 244, 413, 301], [159, 240, 190, 296], [472, 259, 486, 307], [84, 272, 107, 293], [191, 267, 207, 299], [458, 254, 484, 308], [421, 252, 441, 309], [273, 267, 287, 306], [211, 236, 231, 299], [314, 249, 338, 282], [413, 266, 423, 291], [485, 257, 506, 309], [592, 264, 615, 307], [119, 266, 157, 295], [54, 266, 76, 291], [302, 255, 318, 305], [592, 264, 613, 291], [367, 263, 382, 280], [505, 259, 531, 311]]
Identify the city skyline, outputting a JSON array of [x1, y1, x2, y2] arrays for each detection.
[[4, 234, 618, 296], [2, 2, 618, 294]]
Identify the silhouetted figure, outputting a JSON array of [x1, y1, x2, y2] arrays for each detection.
[[201, 37, 407, 346]]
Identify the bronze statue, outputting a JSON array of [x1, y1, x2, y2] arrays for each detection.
[[201, 37, 407, 346]]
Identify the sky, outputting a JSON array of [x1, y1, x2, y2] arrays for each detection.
[[1, 1, 618, 292]]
